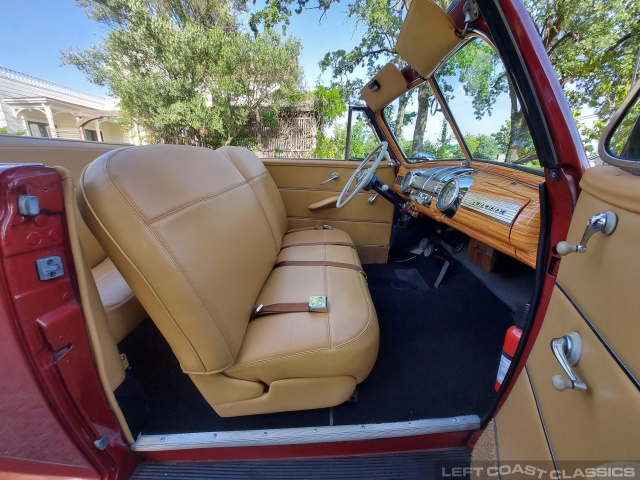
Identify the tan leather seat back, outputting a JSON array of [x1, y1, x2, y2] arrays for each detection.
[[217, 147, 288, 251], [78, 145, 279, 374]]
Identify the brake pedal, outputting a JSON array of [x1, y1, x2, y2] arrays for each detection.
[[409, 237, 429, 255]]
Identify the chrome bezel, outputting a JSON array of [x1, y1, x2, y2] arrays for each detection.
[[400, 171, 414, 194], [436, 178, 460, 211]]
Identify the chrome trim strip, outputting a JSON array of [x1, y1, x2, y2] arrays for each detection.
[[525, 365, 560, 478], [461, 192, 521, 225], [131, 415, 480, 452]]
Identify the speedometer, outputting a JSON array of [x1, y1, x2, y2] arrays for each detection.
[[400, 171, 414, 194], [436, 178, 460, 211]]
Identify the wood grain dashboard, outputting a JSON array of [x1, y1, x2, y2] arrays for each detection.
[[393, 161, 543, 268]]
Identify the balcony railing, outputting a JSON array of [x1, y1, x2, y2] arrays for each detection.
[[0, 65, 111, 106]]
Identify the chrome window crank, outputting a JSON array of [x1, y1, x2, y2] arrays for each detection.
[[551, 332, 587, 392], [556, 211, 617, 256], [320, 172, 339, 185]]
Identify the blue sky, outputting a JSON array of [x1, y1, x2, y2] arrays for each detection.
[[0, 0, 532, 146], [0, 0, 365, 96]]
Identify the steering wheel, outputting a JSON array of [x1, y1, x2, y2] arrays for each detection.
[[336, 141, 389, 208]]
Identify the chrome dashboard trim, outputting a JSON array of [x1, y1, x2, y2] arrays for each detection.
[[131, 415, 481, 451], [461, 192, 521, 225]]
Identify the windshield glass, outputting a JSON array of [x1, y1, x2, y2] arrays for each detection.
[[384, 38, 541, 171]]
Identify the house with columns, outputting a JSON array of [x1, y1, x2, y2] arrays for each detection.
[[0, 65, 138, 144]]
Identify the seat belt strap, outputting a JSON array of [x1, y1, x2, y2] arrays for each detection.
[[285, 224, 333, 235], [280, 241, 356, 250], [274, 260, 367, 278], [251, 296, 328, 318]]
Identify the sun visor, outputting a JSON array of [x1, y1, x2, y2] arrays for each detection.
[[396, 0, 463, 78], [360, 63, 408, 113]]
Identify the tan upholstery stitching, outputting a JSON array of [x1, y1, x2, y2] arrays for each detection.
[[104, 293, 136, 312], [222, 147, 281, 254], [102, 152, 236, 369], [148, 180, 250, 225]]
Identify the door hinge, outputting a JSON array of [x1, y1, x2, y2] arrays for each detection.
[[457, 0, 480, 38]]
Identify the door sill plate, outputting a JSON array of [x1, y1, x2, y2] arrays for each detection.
[[132, 414, 480, 451]]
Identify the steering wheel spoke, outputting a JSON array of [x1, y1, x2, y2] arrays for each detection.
[[336, 142, 389, 208]]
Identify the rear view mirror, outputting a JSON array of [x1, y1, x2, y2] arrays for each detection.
[[599, 81, 640, 170]]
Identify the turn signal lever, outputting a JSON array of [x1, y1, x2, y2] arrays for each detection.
[[556, 211, 617, 256]]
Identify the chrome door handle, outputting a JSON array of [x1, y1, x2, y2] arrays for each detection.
[[556, 211, 617, 256], [320, 172, 339, 185], [550, 332, 587, 392]]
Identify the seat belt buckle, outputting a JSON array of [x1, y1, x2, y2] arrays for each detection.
[[308, 296, 328, 313], [254, 304, 264, 315], [322, 224, 332, 230]]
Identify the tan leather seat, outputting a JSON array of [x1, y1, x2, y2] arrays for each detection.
[[77, 144, 379, 417], [278, 228, 362, 265]]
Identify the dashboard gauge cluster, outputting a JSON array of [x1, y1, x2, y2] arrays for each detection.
[[397, 166, 473, 216], [393, 161, 542, 269]]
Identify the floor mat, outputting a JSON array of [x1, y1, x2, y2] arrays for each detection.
[[392, 267, 431, 290], [119, 255, 513, 434]]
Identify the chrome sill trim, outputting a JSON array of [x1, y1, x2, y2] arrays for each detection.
[[131, 415, 480, 452]]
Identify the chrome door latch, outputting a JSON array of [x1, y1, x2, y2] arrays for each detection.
[[556, 211, 617, 256], [551, 332, 587, 392]]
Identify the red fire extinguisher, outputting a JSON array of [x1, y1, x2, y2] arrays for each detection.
[[495, 326, 522, 391]]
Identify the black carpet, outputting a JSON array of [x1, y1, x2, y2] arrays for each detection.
[[118, 321, 330, 435], [118, 255, 512, 434], [332, 256, 512, 425]]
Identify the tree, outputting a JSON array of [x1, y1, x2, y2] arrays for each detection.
[[0, 127, 26, 136], [252, 0, 640, 159], [527, 0, 640, 144], [63, 0, 303, 147], [318, 0, 448, 152], [439, 39, 533, 162], [442, 0, 640, 158], [466, 133, 501, 161], [314, 116, 378, 158], [433, 119, 463, 158]]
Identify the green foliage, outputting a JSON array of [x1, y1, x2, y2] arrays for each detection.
[[432, 119, 463, 159], [313, 86, 347, 129], [608, 95, 640, 158], [0, 127, 26, 135], [465, 133, 501, 161], [313, 117, 377, 159], [64, 0, 303, 147], [525, 0, 640, 143]]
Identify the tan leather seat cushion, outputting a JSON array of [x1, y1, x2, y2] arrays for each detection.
[[227, 264, 378, 384], [93, 257, 147, 343], [277, 229, 362, 265]]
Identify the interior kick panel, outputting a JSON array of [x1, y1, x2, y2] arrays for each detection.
[[394, 160, 542, 268]]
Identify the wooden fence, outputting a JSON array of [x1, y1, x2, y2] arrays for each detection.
[[249, 108, 317, 158]]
